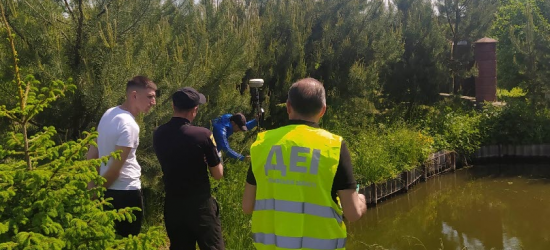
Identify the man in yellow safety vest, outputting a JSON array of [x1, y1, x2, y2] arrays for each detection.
[[242, 77, 367, 250]]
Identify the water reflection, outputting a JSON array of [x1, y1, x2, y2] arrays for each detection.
[[347, 164, 550, 250], [441, 222, 523, 250]]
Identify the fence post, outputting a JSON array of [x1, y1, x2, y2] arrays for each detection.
[[451, 151, 456, 171], [401, 171, 411, 193], [438, 152, 442, 173], [422, 164, 428, 181], [371, 183, 377, 206]]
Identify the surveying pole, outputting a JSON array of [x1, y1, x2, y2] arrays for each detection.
[[248, 79, 264, 130]]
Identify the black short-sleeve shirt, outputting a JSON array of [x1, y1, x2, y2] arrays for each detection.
[[153, 117, 220, 202], [246, 120, 357, 203]]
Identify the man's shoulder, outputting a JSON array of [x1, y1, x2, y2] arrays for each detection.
[[316, 127, 342, 139], [261, 126, 343, 145], [154, 121, 208, 134], [99, 106, 116, 120], [212, 117, 229, 130], [213, 114, 232, 123], [153, 123, 168, 136], [116, 117, 139, 132], [99, 107, 137, 130], [187, 125, 212, 137], [103, 107, 135, 121], [103, 106, 117, 114]]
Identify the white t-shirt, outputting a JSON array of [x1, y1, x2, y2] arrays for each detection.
[[97, 106, 141, 190]]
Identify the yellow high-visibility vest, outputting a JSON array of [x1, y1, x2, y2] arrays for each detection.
[[250, 124, 346, 250]]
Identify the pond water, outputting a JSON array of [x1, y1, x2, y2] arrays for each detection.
[[347, 164, 550, 250]]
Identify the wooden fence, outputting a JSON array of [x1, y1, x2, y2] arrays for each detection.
[[359, 145, 550, 206], [362, 150, 456, 206], [475, 144, 550, 158]]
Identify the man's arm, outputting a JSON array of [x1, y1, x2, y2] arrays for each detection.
[[246, 119, 258, 130], [86, 139, 100, 190], [242, 165, 257, 214], [334, 141, 366, 222], [242, 183, 257, 214], [86, 139, 99, 160], [101, 122, 139, 189], [101, 145, 132, 188], [338, 189, 366, 222], [213, 125, 245, 160], [205, 132, 224, 180], [86, 139, 100, 174], [209, 163, 224, 180], [223, 135, 245, 160]]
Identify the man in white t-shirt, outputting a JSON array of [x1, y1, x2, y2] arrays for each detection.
[[86, 75, 157, 237]]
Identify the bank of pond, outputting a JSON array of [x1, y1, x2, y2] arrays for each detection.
[[346, 145, 550, 250]]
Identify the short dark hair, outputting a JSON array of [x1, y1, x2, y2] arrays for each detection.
[[126, 76, 157, 92], [287, 78, 326, 117]]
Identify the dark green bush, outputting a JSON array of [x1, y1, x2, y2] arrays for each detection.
[[0, 20, 166, 249]]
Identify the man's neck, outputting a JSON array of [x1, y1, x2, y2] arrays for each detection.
[[288, 114, 319, 124], [173, 112, 194, 122], [119, 101, 138, 117]]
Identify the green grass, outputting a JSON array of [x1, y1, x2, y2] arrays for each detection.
[[212, 159, 255, 249]]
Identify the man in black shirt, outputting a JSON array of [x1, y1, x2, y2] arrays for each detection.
[[153, 87, 224, 250]]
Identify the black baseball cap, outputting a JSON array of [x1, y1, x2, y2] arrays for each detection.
[[172, 87, 206, 110], [230, 113, 248, 131]]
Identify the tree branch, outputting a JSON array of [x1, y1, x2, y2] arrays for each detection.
[[96, 0, 113, 18], [444, 0, 455, 37], [0, 2, 24, 111], [63, 0, 76, 20], [35, 0, 69, 25], [73, 0, 84, 69], [22, 0, 70, 41], [119, 0, 152, 36], [4, 12, 32, 50]]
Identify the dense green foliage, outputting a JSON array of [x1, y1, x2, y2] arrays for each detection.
[[482, 97, 550, 145], [0, 10, 166, 248], [343, 125, 434, 185], [491, 0, 550, 107], [1, 0, 549, 249]]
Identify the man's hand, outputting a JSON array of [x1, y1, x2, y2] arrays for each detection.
[[102, 146, 131, 188], [244, 155, 251, 162], [338, 189, 367, 222], [358, 193, 366, 206], [87, 181, 95, 190]]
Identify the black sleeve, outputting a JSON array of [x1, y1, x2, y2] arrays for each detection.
[[332, 141, 357, 191], [204, 131, 221, 167], [246, 164, 257, 185]]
